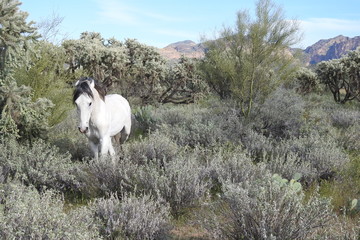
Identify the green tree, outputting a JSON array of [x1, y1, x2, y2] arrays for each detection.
[[0, 79, 53, 140], [200, 0, 301, 117], [0, 0, 52, 140], [14, 41, 71, 126]]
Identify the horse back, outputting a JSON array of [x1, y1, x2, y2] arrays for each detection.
[[105, 94, 131, 136]]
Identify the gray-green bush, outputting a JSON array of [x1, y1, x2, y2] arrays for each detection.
[[202, 177, 334, 239], [0, 138, 80, 192], [256, 87, 305, 139], [135, 148, 211, 214], [0, 183, 100, 239], [92, 193, 171, 239], [81, 136, 211, 214]]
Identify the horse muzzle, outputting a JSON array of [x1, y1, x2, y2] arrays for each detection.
[[78, 126, 89, 134]]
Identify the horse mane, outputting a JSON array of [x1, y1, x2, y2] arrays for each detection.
[[73, 77, 106, 103]]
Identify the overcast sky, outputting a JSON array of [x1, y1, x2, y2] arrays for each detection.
[[20, 0, 360, 49]]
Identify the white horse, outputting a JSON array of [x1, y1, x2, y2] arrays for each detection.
[[73, 77, 131, 159]]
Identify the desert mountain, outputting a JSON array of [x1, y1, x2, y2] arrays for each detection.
[[157, 40, 205, 60], [158, 35, 360, 65], [304, 35, 360, 64]]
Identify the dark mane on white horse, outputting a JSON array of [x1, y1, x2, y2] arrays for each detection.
[[73, 77, 106, 103], [73, 76, 131, 158]]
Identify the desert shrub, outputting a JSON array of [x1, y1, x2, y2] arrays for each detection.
[[81, 140, 210, 214], [335, 123, 360, 151], [0, 138, 80, 192], [133, 105, 157, 134], [256, 87, 305, 139], [48, 109, 92, 160], [92, 193, 171, 239], [0, 183, 100, 239], [324, 108, 360, 151], [153, 103, 245, 148], [160, 119, 223, 148], [79, 132, 179, 198], [263, 152, 315, 182], [79, 156, 138, 198], [277, 132, 349, 180], [240, 128, 274, 161], [135, 148, 211, 215], [202, 176, 334, 239], [208, 147, 269, 186], [242, 128, 348, 182], [122, 131, 179, 165], [329, 108, 360, 129]]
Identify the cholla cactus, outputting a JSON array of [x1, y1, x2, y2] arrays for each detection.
[[0, 78, 53, 140]]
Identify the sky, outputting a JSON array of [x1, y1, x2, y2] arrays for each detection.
[[20, 0, 360, 49]]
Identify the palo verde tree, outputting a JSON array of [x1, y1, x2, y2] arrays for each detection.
[[200, 0, 301, 117], [0, 0, 53, 140]]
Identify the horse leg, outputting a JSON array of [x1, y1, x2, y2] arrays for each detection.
[[113, 132, 121, 145], [120, 122, 131, 144], [89, 140, 99, 159], [100, 136, 113, 156]]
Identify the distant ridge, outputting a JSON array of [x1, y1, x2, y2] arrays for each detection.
[[158, 35, 360, 65], [157, 40, 205, 60], [304, 35, 360, 64]]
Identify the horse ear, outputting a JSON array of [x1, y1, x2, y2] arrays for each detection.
[[89, 79, 95, 88]]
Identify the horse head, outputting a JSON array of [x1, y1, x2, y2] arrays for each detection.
[[73, 77, 106, 134]]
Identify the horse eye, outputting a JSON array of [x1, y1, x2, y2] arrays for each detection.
[[89, 102, 92, 106]]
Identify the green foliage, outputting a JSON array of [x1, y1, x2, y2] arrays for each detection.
[[201, 0, 301, 117], [14, 41, 73, 125], [123, 38, 166, 103], [63, 32, 129, 87], [0, 0, 54, 140], [0, 78, 53, 140], [272, 173, 302, 192], [316, 59, 347, 103]]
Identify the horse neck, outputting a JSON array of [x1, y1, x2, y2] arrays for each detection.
[[90, 89, 108, 122]]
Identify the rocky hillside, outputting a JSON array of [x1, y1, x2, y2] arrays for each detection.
[[158, 35, 360, 65], [304, 35, 360, 64], [157, 40, 205, 60]]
